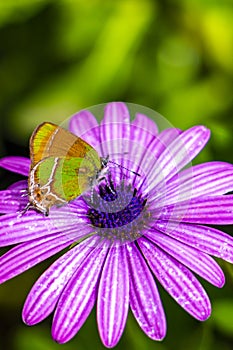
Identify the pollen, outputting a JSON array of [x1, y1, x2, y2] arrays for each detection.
[[87, 180, 150, 243]]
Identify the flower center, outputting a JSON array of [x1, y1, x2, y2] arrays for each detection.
[[87, 180, 150, 243]]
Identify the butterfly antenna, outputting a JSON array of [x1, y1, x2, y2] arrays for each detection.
[[108, 160, 140, 177]]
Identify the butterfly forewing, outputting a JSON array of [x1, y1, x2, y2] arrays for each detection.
[[30, 122, 99, 167]]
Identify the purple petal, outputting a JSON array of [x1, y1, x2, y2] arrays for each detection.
[[7, 180, 28, 191], [136, 128, 182, 192], [100, 102, 130, 158], [126, 243, 166, 340], [0, 232, 76, 284], [145, 230, 224, 287], [52, 239, 110, 344], [69, 110, 100, 150], [144, 129, 183, 165], [124, 114, 159, 182], [131, 112, 158, 146], [0, 189, 28, 213], [0, 205, 91, 246], [97, 245, 129, 348], [0, 180, 28, 214], [23, 236, 100, 325], [138, 237, 211, 321], [167, 161, 233, 187], [156, 195, 233, 225], [151, 164, 233, 205], [0, 156, 30, 176], [0, 212, 55, 246], [148, 126, 210, 191], [157, 128, 183, 151], [155, 221, 233, 263]]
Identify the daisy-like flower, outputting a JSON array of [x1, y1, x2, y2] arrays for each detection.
[[0, 102, 233, 348]]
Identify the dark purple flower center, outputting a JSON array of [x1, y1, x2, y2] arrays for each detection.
[[87, 180, 149, 243]]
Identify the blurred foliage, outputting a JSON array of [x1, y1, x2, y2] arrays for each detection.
[[0, 0, 232, 349]]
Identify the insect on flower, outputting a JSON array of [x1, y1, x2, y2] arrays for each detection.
[[26, 122, 140, 216], [0, 102, 233, 348], [26, 122, 110, 216]]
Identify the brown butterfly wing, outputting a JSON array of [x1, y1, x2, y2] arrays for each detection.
[[30, 122, 98, 168]]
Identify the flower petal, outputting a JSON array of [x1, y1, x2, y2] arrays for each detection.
[[155, 221, 233, 263], [52, 239, 110, 344], [151, 163, 233, 205], [148, 126, 210, 191], [156, 128, 183, 155], [0, 156, 30, 176], [7, 180, 28, 191], [125, 114, 159, 182], [136, 128, 182, 192], [138, 238, 211, 320], [97, 244, 129, 348], [131, 112, 158, 146], [0, 205, 91, 246], [0, 232, 76, 284], [100, 102, 130, 158], [0, 189, 28, 214], [145, 230, 224, 287], [69, 110, 100, 150], [126, 243, 166, 340], [0, 212, 55, 246], [167, 161, 233, 187], [156, 195, 233, 225], [23, 236, 100, 325]]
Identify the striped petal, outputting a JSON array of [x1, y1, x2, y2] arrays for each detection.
[[100, 102, 130, 158], [131, 112, 158, 146], [126, 243, 166, 340], [23, 236, 100, 325], [151, 163, 233, 205], [97, 244, 129, 348], [136, 128, 182, 191], [138, 238, 211, 320], [155, 221, 233, 263], [8, 180, 28, 191], [69, 110, 100, 150], [0, 156, 30, 176], [145, 230, 224, 287], [0, 204, 91, 246], [52, 240, 110, 343], [0, 189, 27, 214], [122, 114, 159, 183], [167, 161, 233, 187], [156, 195, 233, 225], [148, 126, 210, 191], [0, 231, 76, 284], [0, 212, 55, 245], [155, 128, 183, 156]]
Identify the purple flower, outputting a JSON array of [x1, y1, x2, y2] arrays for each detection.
[[0, 102, 233, 348]]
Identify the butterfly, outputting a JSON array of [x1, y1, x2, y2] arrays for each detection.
[[26, 122, 109, 216]]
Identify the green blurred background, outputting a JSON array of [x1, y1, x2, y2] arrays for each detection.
[[0, 0, 232, 349]]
